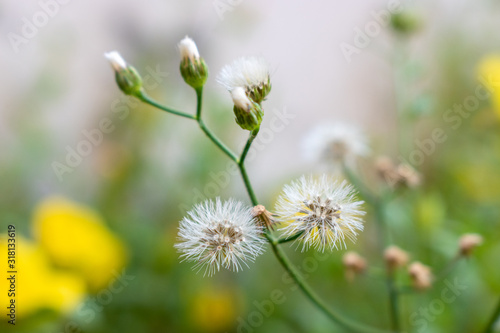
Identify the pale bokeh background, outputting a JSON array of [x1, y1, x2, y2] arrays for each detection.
[[1, 0, 499, 198], [2, 1, 500, 333]]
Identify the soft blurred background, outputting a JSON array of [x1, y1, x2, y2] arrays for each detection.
[[1, 0, 500, 332]]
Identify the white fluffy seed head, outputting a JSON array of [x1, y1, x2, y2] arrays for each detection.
[[275, 175, 365, 252], [302, 123, 369, 168], [230, 87, 251, 110], [104, 51, 127, 72], [178, 36, 200, 61], [175, 198, 266, 276], [217, 57, 270, 92]]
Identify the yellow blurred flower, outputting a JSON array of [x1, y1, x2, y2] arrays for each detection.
[[454, 164, 500, 203], [477, 55, 500, 117], [33, 197, 128, 292], [0, 236, 86, 318], [414, 192, 445, 232], [191, 288, 238, 332]]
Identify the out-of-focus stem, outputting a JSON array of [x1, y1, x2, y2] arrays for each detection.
[[483, 297, 500, 333], [386, 269, 401, 332]]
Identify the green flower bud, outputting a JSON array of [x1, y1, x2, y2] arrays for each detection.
[[247, 77, 271, 104], [231, 87, 263, 131], [178, 37, 208, 89], [104, 51, 143, 96], [390, 11, 421, 34]]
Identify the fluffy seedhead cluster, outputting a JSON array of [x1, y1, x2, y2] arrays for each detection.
[[276, 175, 365, 251], [175, 198, 265, 276]]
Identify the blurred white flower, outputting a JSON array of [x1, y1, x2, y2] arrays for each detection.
[[178, 36, 200, 62], [302, 123, 369, 168], [175, 198, 266, 276], [275, 175, 365, 251], [217, 57, 271, 103], [104, 51, 127, 72]]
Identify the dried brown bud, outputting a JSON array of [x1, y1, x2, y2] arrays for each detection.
[[251, 205, 276, 231], [459, 234, 483, 257], [375, 156, 399, 186], [384, 246, 409, 270], [375, 156, 422, 188], [343, 251, 367, 282], [396, 164, 421, 188], [408, 261, 433, 291]]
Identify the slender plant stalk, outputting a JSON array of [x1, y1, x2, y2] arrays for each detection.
[[266, 232, 390, 333], [138, 90, 196, 119], [195, 88, 239, 162], [277, 231, 304, 244], [238, 129, 259, 206], [386, 269, 401, 332], [136, 90, 393, 333], [483, 297, 500, 333]]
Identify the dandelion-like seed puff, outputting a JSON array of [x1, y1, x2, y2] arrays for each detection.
[[276, 175, 365, 251], [175, 198, 266, 276], [302, 123, 369, 168]]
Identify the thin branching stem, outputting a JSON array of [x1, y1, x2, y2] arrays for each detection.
[[138, 90, 196, 119], [137, 88, 393, 333], [238, 129, 260, 206], [483, 297, 500, 333], [195, 88, 239, 162]]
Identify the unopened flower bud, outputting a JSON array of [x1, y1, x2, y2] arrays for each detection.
[[459, 234, 483, 257], [251, 205, 276, 231], [231, 87, 263, 131], [104, 51, 143, 96], [178, 36, 208, 89], [408, 261, 432, 291], [390, 11, 421, 34], [384, 246, 409, 270], [343, 251, 367, 282]]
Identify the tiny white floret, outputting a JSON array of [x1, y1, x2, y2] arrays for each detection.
[[230, 87, 251, 110], [178, 36, 200, 62], [104, 51, 127, 72]]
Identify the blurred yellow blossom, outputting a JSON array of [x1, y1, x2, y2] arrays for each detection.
[[191, 288, 239, 332], [477, 55, 500, 117], [0, 236, 86, 317], [33, 197, 128, 292]]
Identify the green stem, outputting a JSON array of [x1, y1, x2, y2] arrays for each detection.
[[197, 119, 238, 162], [137, 91, 196, 119], [386, 270, 401, 332], [137, 88, 391, 333], [240, 128, 259, 164], [277, 231, 304, 244], [483, 297, 500, 333], [195, 87, 238, 162], [266, 233, 390, 333], [195, 87, 203, 119], [237, 129, 260, 206]]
